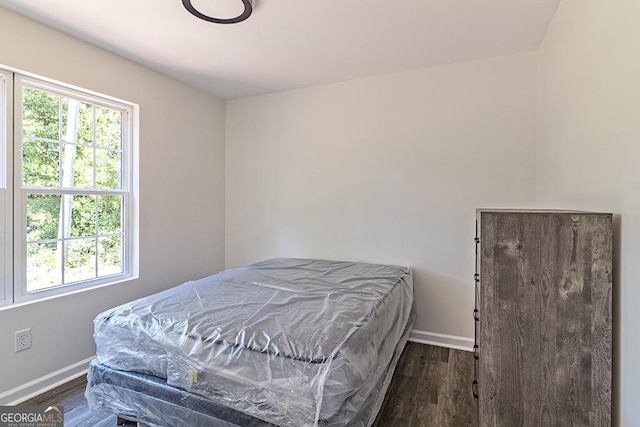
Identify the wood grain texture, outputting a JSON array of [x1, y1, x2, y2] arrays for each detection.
[[21, 343, 478, 427], [478, 211, 612, 427]]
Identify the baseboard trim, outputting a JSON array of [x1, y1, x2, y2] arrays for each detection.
[[409, 330, 474, 352], [0, 356, 95, 406]]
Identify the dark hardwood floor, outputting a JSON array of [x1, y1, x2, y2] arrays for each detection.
[[373, 343, 478, 427], [21, 343, 478, 426]]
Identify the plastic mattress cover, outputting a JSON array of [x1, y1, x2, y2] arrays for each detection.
[[86, 312, 414, 427], [91, 258, 414, 426]]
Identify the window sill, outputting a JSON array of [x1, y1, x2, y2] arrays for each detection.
[[0, 273, 138, 312]]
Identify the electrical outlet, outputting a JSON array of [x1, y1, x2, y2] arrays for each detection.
[[15, 328, 32, 352]]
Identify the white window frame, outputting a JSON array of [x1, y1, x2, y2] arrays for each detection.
[[0, 68, 138, 305], [0, 69, 13, 307]]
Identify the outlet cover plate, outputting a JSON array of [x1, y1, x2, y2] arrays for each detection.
[[15, 328, 32, 352]]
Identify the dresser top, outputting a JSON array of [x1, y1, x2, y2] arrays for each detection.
[[476, 208, 612, 215]]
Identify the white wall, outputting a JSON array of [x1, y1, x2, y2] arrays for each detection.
[[536, 1, 640, 424], [0, 7, 226, 395], [226, 52, 537, 339]]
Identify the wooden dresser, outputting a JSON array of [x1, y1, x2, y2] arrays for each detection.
[[474, 210, 612, 426]]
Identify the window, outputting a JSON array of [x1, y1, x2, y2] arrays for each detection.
[[1, 69, 137, 306]]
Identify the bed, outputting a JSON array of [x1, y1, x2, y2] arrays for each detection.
[[85, 258, 415, 426]]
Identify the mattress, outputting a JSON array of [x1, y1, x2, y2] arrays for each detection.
[[86, 309, 414, 427], [90, 258, 414, 426]]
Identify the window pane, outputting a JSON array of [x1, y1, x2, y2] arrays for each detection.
[[98, 235, 122, 276], [65, 238, 97, 284], [26, 194, 61, 242], [61, 143, 94, 188], [70, 195, 96, 237], [96, 106, 121, 149], [22, 88, 59, 140], [60, 98, 70, 142], [76, 145, 95, 188], [98, 195, 122, 235], [77, 102, 94, 145], [23, 139, 60, 187], [26, 242, 61, 292], [96, 148, 121, 189]]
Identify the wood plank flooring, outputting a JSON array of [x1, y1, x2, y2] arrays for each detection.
[[21, 342, 478, 426], [373, 343, 478, 427]]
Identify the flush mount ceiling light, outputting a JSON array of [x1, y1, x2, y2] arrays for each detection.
[[182, 0, 253, 24]]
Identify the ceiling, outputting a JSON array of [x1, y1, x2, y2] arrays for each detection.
[[0, 0, 560, 99]]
